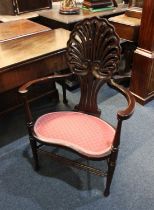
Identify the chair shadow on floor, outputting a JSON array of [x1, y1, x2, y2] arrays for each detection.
[[22, 144, 106, 193]]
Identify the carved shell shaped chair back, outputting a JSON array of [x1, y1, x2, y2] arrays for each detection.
[[67, 17, 121, 116]]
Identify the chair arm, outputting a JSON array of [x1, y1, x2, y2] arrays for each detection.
[[108, 79, 135, 120], [19, 73, 73, 94]]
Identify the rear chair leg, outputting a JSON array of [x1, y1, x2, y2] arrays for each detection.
[[62, 81, 68, 104]]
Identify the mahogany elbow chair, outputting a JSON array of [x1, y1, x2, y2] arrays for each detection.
[[19, 17, 135, 197]]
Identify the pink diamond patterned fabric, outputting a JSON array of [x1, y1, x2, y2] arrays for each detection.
[[34, 112, 115, 158]]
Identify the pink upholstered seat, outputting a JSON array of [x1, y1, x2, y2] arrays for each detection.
[[34, 112, 115, 158]]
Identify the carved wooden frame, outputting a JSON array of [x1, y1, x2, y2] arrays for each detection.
[[19, 17, 135, 197]]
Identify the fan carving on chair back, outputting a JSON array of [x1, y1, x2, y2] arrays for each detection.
[[67, 17, 121, 116]]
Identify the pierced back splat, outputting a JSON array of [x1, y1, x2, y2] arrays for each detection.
[[67, 17, 121, 116]]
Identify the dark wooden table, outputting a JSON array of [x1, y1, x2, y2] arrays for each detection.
[[0, 21, 70, 115], [38, 2, 128, 30], [0, 19, 50, 42]]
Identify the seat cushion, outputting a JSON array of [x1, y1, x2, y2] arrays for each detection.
[[34, 112, 115, 158]]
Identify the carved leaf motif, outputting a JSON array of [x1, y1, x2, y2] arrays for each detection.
[[67, 17, 121, 116], [67, 17, 121, 79]]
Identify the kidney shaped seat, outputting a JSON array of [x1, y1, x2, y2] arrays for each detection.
[[34, 111, 115, 158]]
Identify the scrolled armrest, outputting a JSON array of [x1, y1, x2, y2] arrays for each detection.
[[108, 79, 135, 120], [19, 72, 73, 94]]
